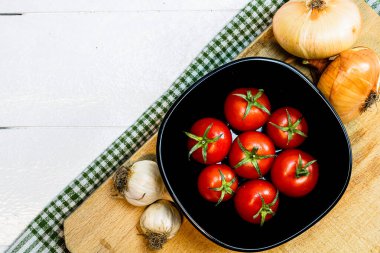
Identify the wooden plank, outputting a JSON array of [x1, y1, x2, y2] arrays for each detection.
[[64, 1, 380, 252]]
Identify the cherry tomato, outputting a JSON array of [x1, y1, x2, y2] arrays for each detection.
[[224, 88, 271, 131], [234, 179, 279, 226], [197, 164, 238, 205], [266, 107, 308, 149], [185, 118, 232, 164], [271, 149, 319, 197], [228, 131, 275, 179]]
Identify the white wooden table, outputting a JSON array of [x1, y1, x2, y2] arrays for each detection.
[[0, 0, 250, 251]]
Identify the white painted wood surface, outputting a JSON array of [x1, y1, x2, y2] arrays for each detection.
[[0, 0, 249, 12], [0, 0, 250, 251]]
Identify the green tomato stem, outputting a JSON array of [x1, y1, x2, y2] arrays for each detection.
[[253, 191, 279, 226], [233, 89, 270, 119], [295, 154, 317, 178], [184, 123, 222, 163], [234, 138, 275, 178], [269, 109, 307, 145], [209, 169, 237, 206]]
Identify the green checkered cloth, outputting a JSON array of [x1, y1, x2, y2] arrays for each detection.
[[7, 0, 380, 252]]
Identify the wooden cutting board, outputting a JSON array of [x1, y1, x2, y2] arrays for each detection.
[[64, 1, 380, 252]]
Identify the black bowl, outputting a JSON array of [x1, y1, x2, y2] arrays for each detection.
[[156, 57, 352, 252]]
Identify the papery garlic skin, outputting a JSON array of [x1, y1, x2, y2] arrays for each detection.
[[273, 0, 361, 59], [140, 200, 182, 250], [113, 160, 165, 206]]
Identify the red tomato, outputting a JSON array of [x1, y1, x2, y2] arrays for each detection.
[[271, 149, 319, 197], [224, 88, 271, 131], [185, 118, 232, 164], [234, 179, 279, 225], [197, 164, 238, 205], [228, 131, 275, 179], [266, 107, 308, 149]]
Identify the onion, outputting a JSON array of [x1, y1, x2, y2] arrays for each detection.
[[317, 47, 380, 123], [273, 0, 361, 59]]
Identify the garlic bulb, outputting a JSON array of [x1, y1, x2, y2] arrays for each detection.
[[273, 0, 361, 59], [139, 200, 182, 250], [113, 160, 165, 206]]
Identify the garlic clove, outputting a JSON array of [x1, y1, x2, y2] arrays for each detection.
[[113, 160, 165, 207], [139, 200, 182, 250]]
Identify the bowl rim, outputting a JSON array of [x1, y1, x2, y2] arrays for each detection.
[[156, 57, 352, 252]]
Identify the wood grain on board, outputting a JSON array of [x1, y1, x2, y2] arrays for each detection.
[[64, 1, 380, 252]]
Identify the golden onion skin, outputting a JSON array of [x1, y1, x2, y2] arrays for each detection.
[[273, 0, 362, 59], [317, 47, 380, 123]]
